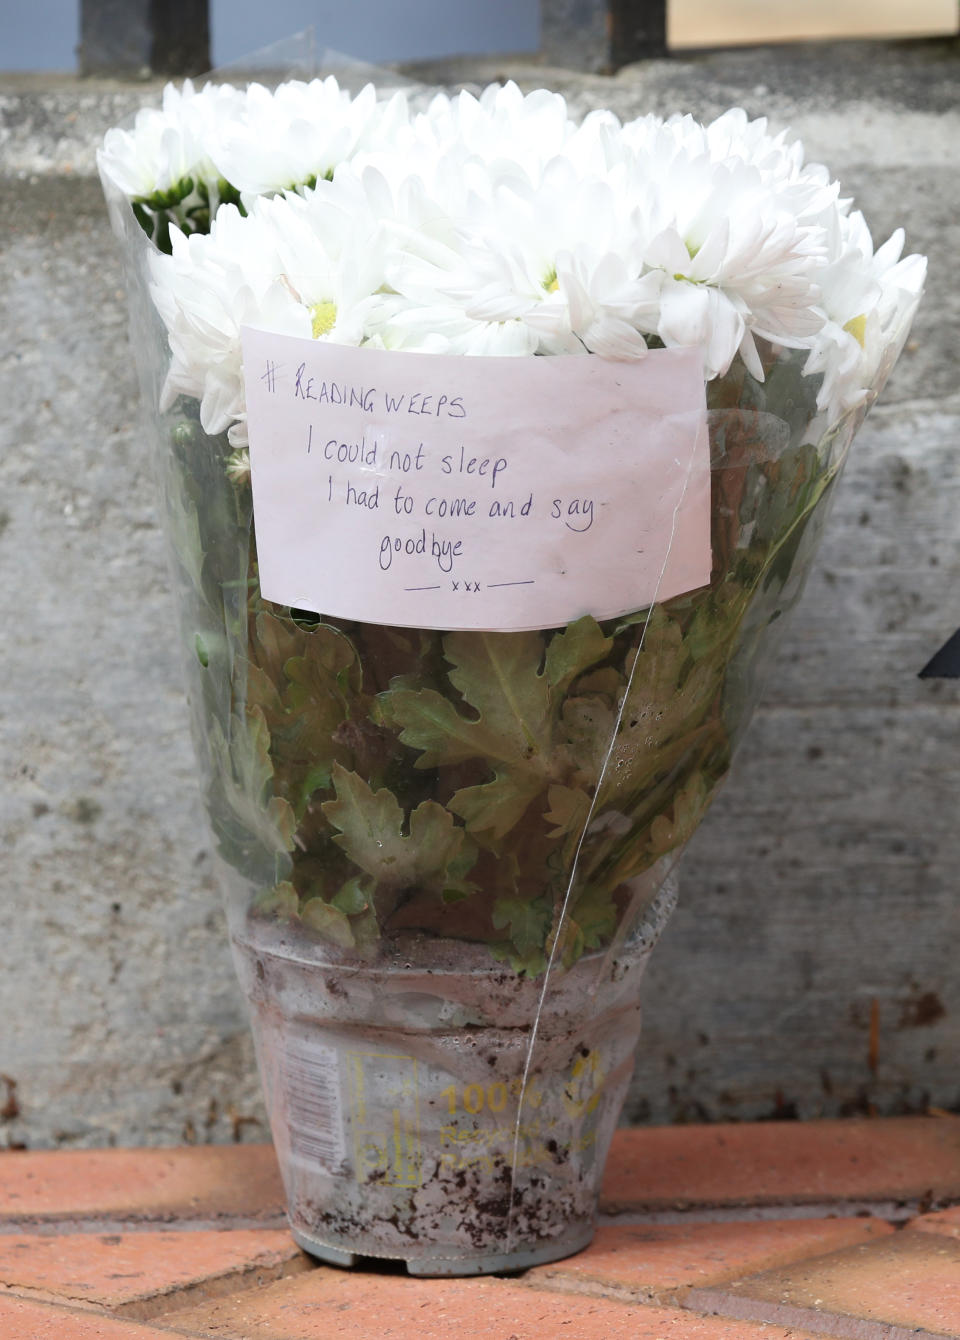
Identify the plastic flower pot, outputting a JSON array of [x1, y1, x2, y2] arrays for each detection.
[[99, 75, 924, 1276], [230, 873, 676, 1273]]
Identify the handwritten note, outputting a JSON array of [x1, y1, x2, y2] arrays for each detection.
[[240, 330, 711, 631]]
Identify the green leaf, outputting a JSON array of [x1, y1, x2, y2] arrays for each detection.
[[320, 766, 406, 879], [378, 630, 554, 776], [544, 785, 591, 842], [445, 630, 551, 759], [254, 610, 302, 675], [612, 606, 653, 636], [648, 771, 712, 857], [491, 895, 553, 963], [569, 885, 619, 950], [449, 771, 542, 842], [321, 764, 469, 889], [254, 881, 299, 919], [299, 763, 333, 808], [132, 201, 153, 236], [300, 896, 356, 948], [283, 657, 353, 749], [751, 443, 821, 548], [575, 667, 623, 699], [599, 609, 714, 804], [441, 887, 470, 904], [406, 794, 473, 885], [559, 696, 617, 782], [209, 706, 297, 858], [287, 622, 362, 693], [544, 616, 613, 695], [377, 631, 557, 846], [489, 940, 547, 978], [284, 625, 361, 729], [378, 687, 509, 768], [246, 661, 286, 728], [331, 876, 371, 916], [246, 619, 364, 808], [683, 582, 751, 662]]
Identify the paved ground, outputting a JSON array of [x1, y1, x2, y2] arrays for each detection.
[[1, 1118, 959, 1337], [1, 40, 959, 1149]]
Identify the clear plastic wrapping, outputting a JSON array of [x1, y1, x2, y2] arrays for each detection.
[[100, 65, 923, 1272]]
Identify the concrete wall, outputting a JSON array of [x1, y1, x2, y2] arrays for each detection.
[[1, 39, 958, 1148]]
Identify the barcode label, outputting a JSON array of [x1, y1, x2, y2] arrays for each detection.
[[280, 1037, 346, 1171]]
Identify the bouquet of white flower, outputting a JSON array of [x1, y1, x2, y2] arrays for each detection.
[[100, 76, 923, 967], [100, 75, 924, 1273]]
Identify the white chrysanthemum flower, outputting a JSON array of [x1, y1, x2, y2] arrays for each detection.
[[206, 77, 389, 202], [612, 120, 832, 378], [149, 181, 408, 445], [805, 211, 926, 419], [372, 303, 541, 357], [643, 202, 824, 380], [149, 207, 311, 443], [98, 80, 243, 202], [546, 251, 663, 358], [256, 188, 401, 349], [118, 78, 923, 444], [412, 83, 575, 185], [382, 157, 657, 357]]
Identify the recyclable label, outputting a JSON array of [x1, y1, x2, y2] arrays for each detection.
[[241, 330, 711, 632], [347, 1050, 421, 1188], [436, 1056, 604, 1175]]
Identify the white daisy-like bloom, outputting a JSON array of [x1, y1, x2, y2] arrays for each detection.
[[379, 152, 662, 358], [205, 77, 392, 203], [412, 83, 576, 186], [149, 178, 410, 444], [264, 157, 533, 357], [149, 206, 311, 443], [373, 302, 542, 358], [803, 209, 926, 421], [98, 79, 243, 202], [256, 184, 406, 353], [615, 117, 834, 378], [110, 77, 922, 446], [382, 164, 605, 348]]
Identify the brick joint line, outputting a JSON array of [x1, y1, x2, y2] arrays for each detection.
[[598, 1198, 957, 1225], [0, 1215, 289, 1236], [684, 1286, 959, 1340]]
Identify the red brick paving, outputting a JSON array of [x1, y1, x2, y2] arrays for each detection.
[[1, 1121, 957, 1340], [527, 1216, 893, 1298], [0, 1229, 307, 1319], [907, 1202, 960, 1240], [0, 1145, 285, 1223], [599, 1114, 960, 1213], [0, 1295, 181, 1339], [687, 1230, 960, 1338], [164, 1270, 821, 1339]]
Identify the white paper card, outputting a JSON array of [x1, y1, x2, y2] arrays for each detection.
[[241, 329, 712, 631]]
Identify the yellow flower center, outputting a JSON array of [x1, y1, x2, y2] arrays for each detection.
[[311, 300, 338, 338], [843, 314, 867, 347], [543, 268, 559, 293]]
